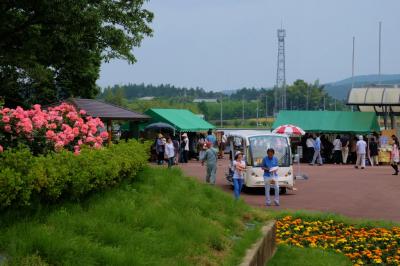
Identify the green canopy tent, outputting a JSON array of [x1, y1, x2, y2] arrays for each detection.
[[272, 111, 380, 134], [144, 108, 215, 134]]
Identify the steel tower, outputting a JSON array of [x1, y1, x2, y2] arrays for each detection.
[[275, 28, 286, 113]]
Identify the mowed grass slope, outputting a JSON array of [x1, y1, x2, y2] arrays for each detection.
[[0, 167, 266, 266]]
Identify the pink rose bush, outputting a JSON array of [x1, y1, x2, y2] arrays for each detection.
[[0, 103, 108, 154]]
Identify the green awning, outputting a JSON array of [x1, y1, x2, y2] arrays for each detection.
[[144, 108, 215, 132], [272, 111, 380, 134]]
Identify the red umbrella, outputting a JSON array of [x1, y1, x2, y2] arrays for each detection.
[[272, 124, 305, 136]]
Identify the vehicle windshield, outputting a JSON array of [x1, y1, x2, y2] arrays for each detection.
[[249, 135, 291, 167]]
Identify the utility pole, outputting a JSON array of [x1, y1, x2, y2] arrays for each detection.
[[378, 21, 382, 84], [275, 27, 286, 113], [334, 98, 337, 111], [220, 95, 223, 127], [265, 94, 268, 117], [256, 99, 259, 128], [242, 95, 245, 125], [351, 36, 355, 90], [351, 36, 355, 112]]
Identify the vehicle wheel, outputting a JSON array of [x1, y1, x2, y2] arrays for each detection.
[[241, 184, 249, 193], [279, 187, 287, 195]]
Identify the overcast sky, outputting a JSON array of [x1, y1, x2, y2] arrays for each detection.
[[98, 0, 400, 90]]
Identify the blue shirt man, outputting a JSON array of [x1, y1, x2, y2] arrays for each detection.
[[261, 148, 280, 206], [314, 137, 321, 151], [261, 155, 279, 178], [206, 129, 217, 145]]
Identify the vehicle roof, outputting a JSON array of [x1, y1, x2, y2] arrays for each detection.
[[225, 130, 288, 139]]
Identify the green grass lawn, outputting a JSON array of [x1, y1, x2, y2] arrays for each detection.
[[268, 245, 352, 266], [0, 167, 267, 266]]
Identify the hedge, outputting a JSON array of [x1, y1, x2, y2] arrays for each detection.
[[0, 140, 150, 208]]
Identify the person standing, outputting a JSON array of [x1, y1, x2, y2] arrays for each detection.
[[181, 133, 189, 163], [206, 129, 217, 146], [391, 135, 399, 175], [165, 137, 175, 168], [232, 151, 246, 199], [355, 135, 367, 169], [172, 137, 180, 165], [220, 132, 227, 159], [349, 136, 358, 164], [332, 135, 342, 164], [310, 134, 323, 166], [200, 142, 218, 184], [369, 137, 379, 166], [156, 133, 165, 165], [197, 134, 206, 161], [340, 135, 350, 164], [305, 134, 315, 163], [261, 148, 280, 206]]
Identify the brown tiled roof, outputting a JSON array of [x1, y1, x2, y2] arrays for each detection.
[[69, 98, 150, 121]]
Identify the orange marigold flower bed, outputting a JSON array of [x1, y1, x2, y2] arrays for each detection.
[[276, 216, 400, 266]]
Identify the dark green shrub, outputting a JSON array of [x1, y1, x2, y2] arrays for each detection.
[[0, 141, 150, 208]]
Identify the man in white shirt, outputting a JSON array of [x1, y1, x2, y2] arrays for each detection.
[[355, 135, 367, 169], [305, 134, 315, 163]]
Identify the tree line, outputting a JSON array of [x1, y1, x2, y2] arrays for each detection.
[[99, 80, 348, 122]]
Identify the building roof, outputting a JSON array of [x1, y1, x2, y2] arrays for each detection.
[[144, 108, 215, 132], [70, 98, 150, 121], [193, 98, 218, 103], [347, 87, 400, 115], [272, 111, 380, 133]]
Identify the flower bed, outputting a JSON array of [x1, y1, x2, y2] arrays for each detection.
[[0, 141, 150, 209], [277, 216, 400, 266]]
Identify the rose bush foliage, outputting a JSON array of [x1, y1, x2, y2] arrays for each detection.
[[0, 103, 108, 155]]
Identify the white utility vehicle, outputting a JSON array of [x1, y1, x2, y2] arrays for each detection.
[[225, 130, 294, 194]]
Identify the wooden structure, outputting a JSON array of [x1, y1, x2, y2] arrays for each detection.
[[69, 98, 150, 143]]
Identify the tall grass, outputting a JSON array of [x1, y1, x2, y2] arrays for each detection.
[[0, 167, 267, 266]]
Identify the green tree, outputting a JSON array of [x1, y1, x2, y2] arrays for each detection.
[[197, 101, 209, 120], [0, 0, 153, 107]]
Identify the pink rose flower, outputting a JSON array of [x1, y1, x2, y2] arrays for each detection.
[[2, 116, 10, 123], [4, 125, 11, 132], [100, 131, 109, 139], [46, 130, 56, 139]]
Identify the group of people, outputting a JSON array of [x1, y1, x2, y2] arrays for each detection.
[[153, 129, 228, 167], [154, 133, 190, 167], [232, 148, 280, 206], [303, 133, 400, 175]]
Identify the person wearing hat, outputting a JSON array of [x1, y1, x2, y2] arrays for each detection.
[[156, 133, 165, 165], [200, 141, 218, 184], [232, 151, 246, 199], [165, 137, 175, 168], [355, 135, 367, 169], [180, 133, 190, 163], [261, 148, 280, 206]]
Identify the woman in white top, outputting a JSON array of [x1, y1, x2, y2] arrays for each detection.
[[165, 137, 175, 168], [233, 151, 246, 199], [332, 135, 342, 164], [391, 135, 399, 175]]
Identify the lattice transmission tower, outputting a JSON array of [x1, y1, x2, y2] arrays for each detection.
[[274, 27, 287, 114]]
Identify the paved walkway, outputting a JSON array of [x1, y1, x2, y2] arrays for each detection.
[[179, 158, 400, 222]]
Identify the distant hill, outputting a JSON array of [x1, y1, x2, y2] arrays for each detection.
[[324, 74, 400, 100]]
